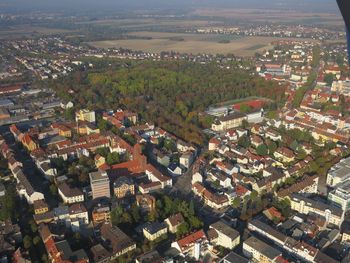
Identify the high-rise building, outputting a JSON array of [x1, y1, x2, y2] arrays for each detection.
[[89, 171, 110, 200]]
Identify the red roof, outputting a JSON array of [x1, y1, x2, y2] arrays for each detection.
[[177, 230, 206, 251]]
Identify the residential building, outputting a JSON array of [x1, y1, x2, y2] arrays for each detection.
[[171, 230, 208, 259], [90, 244, 111, 263], [100, 223, 136, 260], [33, 199, 49, 215], [164, 213, 185, 234], [58, 182, 84, 204], [113, 176, 134, 199], [209, 220, 240, 249], [289, 193, 344, 225], [90, 171, 111, 200], [220, 251, 250, 263], [243, 236, 282, 263], [143, 222, 168, 241], [92, 204, 111, 224], [327, 157, 350, 187], [75, 109, 96, 123]]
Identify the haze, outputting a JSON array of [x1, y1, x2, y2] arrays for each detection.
[[0, 0, 338, 13]]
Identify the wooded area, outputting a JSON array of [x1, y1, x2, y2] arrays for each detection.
[[51, 59, 286, 144]]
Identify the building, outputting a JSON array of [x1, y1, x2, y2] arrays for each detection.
[[100, 223, 136, 260], [327, 157, 350, 187], [212, 112, 247, 132], [328, 179, 350, 212], [75, 109, 96, 123], [220, 252, 250, 263], [289, 193, 344, 225], [33, 199, 49, 215], [90, 244, 111, 263], [143, 222, 168, 241], [171, 230, 208, 259], [90, 171, 111, 200], [243, 236, 282, 263], [92, 204, 111, 224], [58, 182, 84, 204], [209, 220, 240, 249], [113, 176, 134, 199], [274, 147, 295, 163], [164, 213, 185, 234]]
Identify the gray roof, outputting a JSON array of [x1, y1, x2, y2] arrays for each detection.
[[218, 112, 247, 122], [143, 221, 167, 235], [55, 240, 88, 261], [244, 236, 281, 260], [210, 220, 240, 240], [221, 252, 249, 263]]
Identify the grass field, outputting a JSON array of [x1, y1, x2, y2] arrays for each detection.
[[88, 32, 319, 56], [0, 25, 74, 39]]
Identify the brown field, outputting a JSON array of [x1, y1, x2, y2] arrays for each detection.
[[191, 8, 343, 26], [88, 32, 320, 56]]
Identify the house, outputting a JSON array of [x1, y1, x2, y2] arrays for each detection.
[[192, 182, 230, 210], [135, 251, 163, 263], [212, 112, 248, 132], [209, 220, 240, 249], [69, 203, 89, 231], [58, 182, 84, 204], [171, 230, 208, 259], [21, 134, 38, 151], [180, 151, 195, 169], [113, 176, 135, 199], [136, 194, 156, 214], [33, 199, 49, 215], [100, 223, 136, 260], [274, 147, 295, 163], [209, 137, 221, 151], [142, 222, 168, 241], [164, 213, 185, 234]]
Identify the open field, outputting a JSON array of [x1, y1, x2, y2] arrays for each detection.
[[0, 25, 74, 39], [191, 8, 343, 26], [88, 32, 319, 56]]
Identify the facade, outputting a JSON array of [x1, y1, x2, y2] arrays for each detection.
[[90, 171, 111, 200], [171, 230, 208, 259], [75, 109, 96, 123], [92, 204, 111, 224], [289, 193, 344, 225], [212, 112, 247, 132], [328, 180, 350, 212], [33, 199, 49, 215]]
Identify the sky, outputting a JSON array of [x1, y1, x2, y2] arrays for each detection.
[[0, 0, 339, 13]]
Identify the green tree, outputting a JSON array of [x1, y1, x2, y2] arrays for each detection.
[[231, 197, 241, 208], [256, 144, 268, 156], [23, 235, 33, 250]]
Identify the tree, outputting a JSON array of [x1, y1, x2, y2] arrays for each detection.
[[107, 152, 121, 165], [256, 144, 268, 156], [324, 73, 335, 86], [231, 197, 241, 208], [33, 236, 41, 246], [189, 200, 195, 216], [176, 222, 190, 238], [238, 135, 250, 148], [267, 141, 278, 155], [131, 203, 140, 223], [49, 184, 58, 196], [23, 235, 33, 250]]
